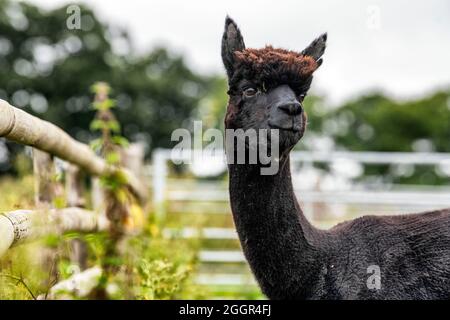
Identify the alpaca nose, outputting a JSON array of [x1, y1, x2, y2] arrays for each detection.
[[278, 102, 303, 116]]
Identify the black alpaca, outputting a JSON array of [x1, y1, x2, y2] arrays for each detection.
[[221, 17, 450, 300]]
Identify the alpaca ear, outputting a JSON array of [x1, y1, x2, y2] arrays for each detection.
[[222, 16, 246, 78], [301, 33, 327, 66]]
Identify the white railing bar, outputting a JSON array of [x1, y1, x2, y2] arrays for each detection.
[[199, 250, 246, 263], [153, 149, 450, 165], [166, 190, 450, 206], [163, 227, 238, 239], [195, 274, 257, 286]]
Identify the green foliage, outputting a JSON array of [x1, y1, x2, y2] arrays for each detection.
[[136, 259, 191, 299], [43, 234, 61, 249], [92, 99, 116, 111], [99, 170, 128, 192], [0, 175, 34, 212], [338, 92, 450, 153], [123, 226, 205, 300], [0, 175, 56, 299], [58, 223, 205, 300], [0, 244, 44, 300], [105, 151, 120, 165], [12, 153, 33, 177], [304, 90, 450, 184], [0, 174, 204, 300], [90, 118, 120, 134], [89, 138, 103, 152], [0, 0, 213, 176], [89, 119, 106, 131], [84, 233, 109, 262], [111, 136, 129, 147], [89, 81, 127, 174]]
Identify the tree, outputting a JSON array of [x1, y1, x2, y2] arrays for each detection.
[[0, 0, 211, 173], [305, 90, 450, 184]]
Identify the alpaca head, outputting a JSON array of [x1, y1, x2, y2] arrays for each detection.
[[221, 16, 326, 154]]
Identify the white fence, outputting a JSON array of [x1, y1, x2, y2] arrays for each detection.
[[152, 148, 450, 210], [150, 148, 450, 292]]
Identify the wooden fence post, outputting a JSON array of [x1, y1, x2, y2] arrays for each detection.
[[152, 149, 168, 219], [121, 143, 145, 177], [66, 164, 88, 271], [91, 177, 105, 213], [32, 148, 59, 287], [33, 149, 56, 207], [66, 164, 85, 208]]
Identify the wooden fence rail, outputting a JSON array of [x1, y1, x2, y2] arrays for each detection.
[[0, 99, 148, 260], [0, 208, 109, 257], [0, 99, 147, 202]]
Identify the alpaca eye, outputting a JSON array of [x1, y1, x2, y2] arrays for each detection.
[[243, 87, 257, 98], [298, 94, 306, 102]]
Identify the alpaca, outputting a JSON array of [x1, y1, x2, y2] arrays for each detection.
[[221, 17, 450, 300]]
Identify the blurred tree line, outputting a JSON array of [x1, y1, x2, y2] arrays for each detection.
[[303, 91, 450, 185], [0, 0, 449, 185], [305, 92, 450, 153], [0, 0, 215, 172]]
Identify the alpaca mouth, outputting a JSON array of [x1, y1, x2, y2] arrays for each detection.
[[268, 118, 302, 132]]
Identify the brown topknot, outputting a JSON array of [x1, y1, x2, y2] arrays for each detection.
[[231, 46, 319, 93]]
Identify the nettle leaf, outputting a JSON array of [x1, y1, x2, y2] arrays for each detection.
[[93, 99, 116, 111], [53, 196, 67, 209], [100, 170, 128, 191], [106, 151, 120, 165], [53, 172, 63, 182], [43, 234, 61, 248], [114, 188, 128, 204], [90, 82, 111, 95], [90, 138, 103, 152], [100, 175, 119, 190], [115, 170, 129, 185], [105, 256, 123, 267], [92, 101, 101, 110], [90, 119, 106, 131], [108, 120, 121, 133], [112, 136, 129, 147], [104, 99, 116, 109]]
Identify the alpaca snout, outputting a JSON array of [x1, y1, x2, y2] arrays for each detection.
[[278, 101, 303, 116], [268, 113, 303, 132]]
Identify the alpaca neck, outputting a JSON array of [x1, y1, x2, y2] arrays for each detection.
[[228, 156, 324, 298]]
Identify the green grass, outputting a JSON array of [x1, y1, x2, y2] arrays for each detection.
[[0, 175, 206, 300], [0, 175, 35, 212], [0, 175, 45, 299], [0, 175, 262, 300]]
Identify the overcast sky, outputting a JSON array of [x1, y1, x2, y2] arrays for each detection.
[[29, 0, 450, 104]]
